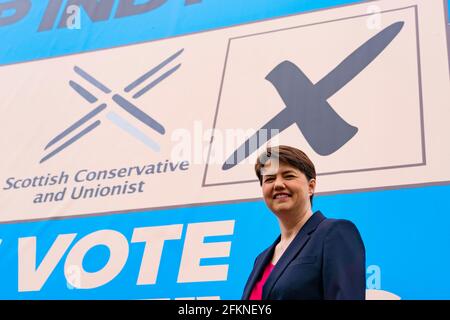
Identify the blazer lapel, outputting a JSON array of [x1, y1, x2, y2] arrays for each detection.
[[262, 211, 326, 299], [241, 236, 279, 300]]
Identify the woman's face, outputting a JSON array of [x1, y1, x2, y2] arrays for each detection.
[[261, 161, 316, 216]]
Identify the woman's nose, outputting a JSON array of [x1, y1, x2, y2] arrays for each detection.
[[273, 177, 286, 190]]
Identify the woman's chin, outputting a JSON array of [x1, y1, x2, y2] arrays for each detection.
[[273, 204, 293, 214]]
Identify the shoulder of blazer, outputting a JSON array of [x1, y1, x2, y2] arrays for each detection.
[[317, 218, 358, 233], [318, 218, 363, 247]]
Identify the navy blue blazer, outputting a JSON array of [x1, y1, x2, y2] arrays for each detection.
[[241, 211, 366, 300]]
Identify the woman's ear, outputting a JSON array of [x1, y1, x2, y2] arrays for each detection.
[[308, 178, 316, 196]]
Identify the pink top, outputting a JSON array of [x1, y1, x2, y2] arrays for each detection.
[[249, 262, 275, 300]]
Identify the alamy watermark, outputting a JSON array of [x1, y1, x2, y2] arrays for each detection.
[[66, 5, 81, 30], [170, 121, 280, 168], [366, 5, 382, 30]]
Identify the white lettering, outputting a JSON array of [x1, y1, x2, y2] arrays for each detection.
[[18, 234, 76, 292], [64, 230, 129, 289], [132, 224, 183, 285], [177, 220, 235, 283]]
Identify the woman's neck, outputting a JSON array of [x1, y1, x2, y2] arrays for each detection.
[[278, 207, 313, 244], [270, 207, 313, 265]]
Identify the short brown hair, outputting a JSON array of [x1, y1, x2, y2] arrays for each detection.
[[255, 145, 316, 204]]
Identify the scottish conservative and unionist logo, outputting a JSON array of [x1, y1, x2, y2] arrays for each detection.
[[40, 49, 183, 163]]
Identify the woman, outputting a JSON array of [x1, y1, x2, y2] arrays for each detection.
[[241, 145, 366, 300]]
